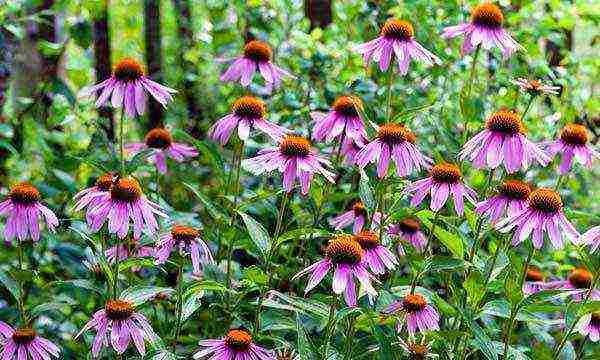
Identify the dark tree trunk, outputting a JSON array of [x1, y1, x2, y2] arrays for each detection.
[[93, 1, 114, 140], [305, 0, 333, 30], [144, 0, 163, 130]]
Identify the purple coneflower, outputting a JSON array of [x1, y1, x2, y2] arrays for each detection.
[[74, 173, 115, 225], [155, 225, 214, 275], [76, 299, 158, 357], [523, 267, 546, 295], [0, 323, 60, 359], [576, 312, 600, 342], [292, 235, 377, 307], [405, 163, 477, 216], [193, 329, 275, 360], [311, 95, 367, 145], [579, 226, 600, 253], [0, 183, 58, 244], [340, 137, 363, 165], [388, 217, 428, 253], [512, 78, 560, 96], [242, 135, 335, 195], [398, 338, 437, 359], [79, 58, 176, 117], [496, 188, 579, 249], [544, 269, 600, 302], [209, 96, 289, 145], [220, 40, 294, 88], [476, 179, 532, 223], [459, 110, 550, 173], [353, 230, 397, 275], [356, 123, 432, 178], [125, 127, 198, 174], [441, 2, 523, 58], [354, 19, 440, 74], [383, 293, 440, 335], [544, 123, 598, 174], [106, 242, 154, 263], [87, 177, 166, 239], [329, 200, 368, 234]]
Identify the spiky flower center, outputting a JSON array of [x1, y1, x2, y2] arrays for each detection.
[[171, 224, 199, 244], [498, 180, 531, 200], [113, 58, 144, 81], [243, 40, 272, 62], [232, 96, 266, 119], [591, 313, 600, 327], [399, 218, 421, 234], [528, 188, 562, 214], [9, 183, 41, 204], [96, 173, 115, 191], [377, 124, 416, 145], [523, 79, 544, 95], [225, 329, 252, 351], [12, 328, 36, 344], [485, 110, 524, 135], [352, 201, 368, 217], [525, 268, 544, 282], [110, 178, 142, 203], [145, 128, 173, 149], [560, 124, 589, 146], [402, 294, 427, 313], [381, 19, 414, 40], [326, 235, 363, 265], [569, 269, 592, 289], [354, 231, 380, 250], [279, 136, 311, 157], [471, 3, 504, 28], [408, 343, 429, 359], [430, 163, 462, 184], [105, 299, 135, 321], [333, 95, 362, 117]]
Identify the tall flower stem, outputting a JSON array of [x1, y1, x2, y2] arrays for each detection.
[[324, 295, 339, 355], [173, 264, 184, 344], [426, 210, 440, 256], [15, 242, 28, 325], [386, 69, 396, 121], [554, 174, 565, 191], [521, 95, 535, 120], [467, 168, 495, 263], [112, 236, 120, 299], [461, 45, 481, 142], [119, 108, 125, 176]]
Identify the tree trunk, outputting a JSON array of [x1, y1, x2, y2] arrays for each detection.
[[144, 0, 163, 130], [93, 1, 114, 140], [305, 0, 333, 30]]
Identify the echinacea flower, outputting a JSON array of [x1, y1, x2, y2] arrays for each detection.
[[329, 200, 368, 234], [398, 338, 438, 359], [220, 40, 295, 88], [0, 182, 58, 244], [340, 137, 363, 165], [354, 19, 441, 74], [579, 226, 600, 253], [193, 329, 275, 360], [79, 58, 176, 117], [383, 293, 440, 335], [155, 225, 214, 274], [523, 267, 546, 295], [106, 241, 154, 268], [388, 217, 428, 253], [125, 127, 198, 174], [459, 110, 550, 173], [512, 78, 560, 96], [0, 323, 60, 359], [356, 123, 432, 178], [575, 312, 600, 342], [74, 173, 115, 225], [441, 2, 523, 58], [476, 179, 532, 223], [209, 96, 289, 145], [405, 163, 477, 216], [311, 95, 367, 145], [76, 299, 158, 357], [496, 188, 579, 249], [353, 230, 398, 275], [544, 123, 598, 174], [544, 269, 600, 302], [242, 135, 335, 195], [292, 235, 377, 307], [87, 177, 166, 239]]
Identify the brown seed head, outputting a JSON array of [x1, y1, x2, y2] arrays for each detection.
[[528, 188, 562, 214], [485, 110, 525, 135], [326, 235, 363, 265], [232, 96, 267, 119], [332, 95, 362, 117], [110, 178, 142, 203], [12, 328, 36, 345], [381, 19, 414, 40], [377, 124, 416, 145], [145, 128, 173, 150], [472, 3, 504, 28], [354, 230, 380, 250], [498, 180, 531, 200], [430, 163, 462, 184], [113, 58, 145, 81], [402, 293, 428, 313], [569, 268, 592, 289], [560, 124, 589, 146], [225, 329, 252, 351], [279, 136, 311, 157], [9, 183, 41, 204], [105, 299, 135, 321], [243, 40, 272, 62]]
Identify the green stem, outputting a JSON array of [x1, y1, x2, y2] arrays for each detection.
[[554, 174, 565, 191], [426, 211, 440, 255], [324, 295, 339, 358], [386, 69, 396, 121], [112, 236, 120, 299], [173, 265, 184, 344], [467, 168, 495, 263], [119, 108, 125, 176], [343, 316, 356, 359], [16, 241, 27, 325], [521, 95, 535, 120], [461, 45, 481, 142]]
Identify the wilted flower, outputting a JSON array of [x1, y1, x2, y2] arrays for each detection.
[[0, 182, 58, 244], [329, 200, 368, 234], [74, 173, 115, 225], [496, 188, 579, 249], [353, 230, 398, 275], [354, 19, 440, 74], [405, 163, 477, 216], [155, 225, 214, 274], [79, 58, 176, 117], [575, 312, 600, 342], [388, 217, 428, 253], [311, 95, 367, 145], [125, 127, 198, 174], [459, 110, 550, 173], [0, 322, 60, 359], [523, 267, 546, 295], [193, 329, 275, 360], [441, 2, 523, 58], [209, 96, 289, 145], [544, 123, 598, 174], [476, 179, 532, 223], [383, 293, 440, 335], [220, 40, 295, 88], [398, 338, 438, 359], [579, 226, 600, 253], [242, 135, 335, 195], [512, 78, 560, 96], [356, 123, 432, 178], [292, 235, 377, 307], [544, 268, 600, 302]]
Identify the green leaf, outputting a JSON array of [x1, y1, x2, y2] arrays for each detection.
[[297, 314, 315, 360], [468, 321, 499, 360], [264, 291, 329, 319], [174, 129, 224, 173], [120, 286, 174, 306], [30, 301, 73, 318], [0, 269, 21, 301], [185, 280, 230, 297], [358, 169, 375, 211], [416, 210, 464, 258], [238, 212, 271, 258], [426, 256, 465, 272], [51, 279, 102, 294], [184, 182, 229, 221], [181, 291, 204, 322], [277, 228, 330, 247], [464, 272, 485, 306], [126, 149, 154, 173]]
